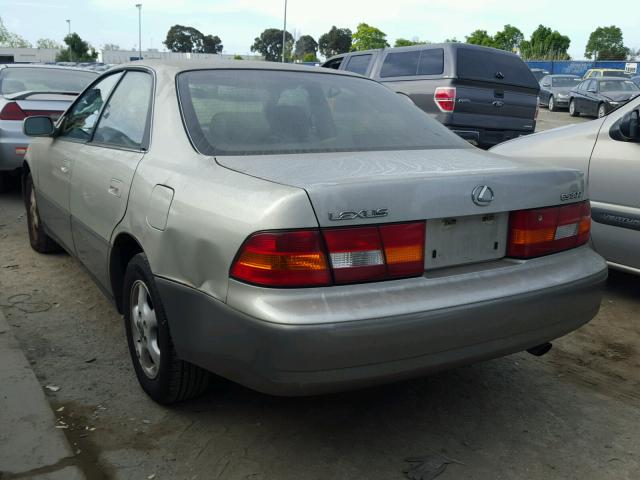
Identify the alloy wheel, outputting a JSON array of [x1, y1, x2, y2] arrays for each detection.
[[130, 280, 160, 379]]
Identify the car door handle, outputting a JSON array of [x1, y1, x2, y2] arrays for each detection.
[[108, 179, 123, 198]]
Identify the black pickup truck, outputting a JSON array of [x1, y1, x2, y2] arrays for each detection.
[[322, 43, 540, 149]]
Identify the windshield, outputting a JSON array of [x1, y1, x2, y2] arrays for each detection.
[[0, 67, 96, 95], [552, 77, 580, 87], [603, 71, 629, 78], [599, 80, 640, 92], [178, 69, 470, 156]]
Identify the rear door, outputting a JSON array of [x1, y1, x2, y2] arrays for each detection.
[[588, 98, 640, 270], [69, 69, 153, 289], [451, 47, 539, 132]]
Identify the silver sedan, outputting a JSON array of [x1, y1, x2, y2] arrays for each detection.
[[22, 61, 607, 403], [493, 96, 640, 275]]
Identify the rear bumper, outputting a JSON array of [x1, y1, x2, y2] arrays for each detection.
[[0, 121, 29, 172], [450, 127, 535, 148], [157, 248, 607, 396]]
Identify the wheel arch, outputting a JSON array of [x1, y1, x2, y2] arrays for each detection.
[[109, 232, 144, 313]]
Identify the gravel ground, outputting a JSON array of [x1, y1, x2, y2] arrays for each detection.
[[0, 109, 638, 480]]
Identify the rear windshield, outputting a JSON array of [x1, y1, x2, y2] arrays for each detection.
[[457, 48, 538, 89], [599, 80, 639, 92], [552, 77, 581, 87], [0, 67, 96, 95], [380, 49, 444, 78], [177, 69, 469, 156]]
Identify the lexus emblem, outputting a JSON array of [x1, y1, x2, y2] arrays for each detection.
[[472, 185, 494, 206]]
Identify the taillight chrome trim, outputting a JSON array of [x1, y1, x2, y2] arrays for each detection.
[[434, 86, 456, 113]]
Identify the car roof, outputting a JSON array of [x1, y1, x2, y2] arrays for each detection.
[[126, 59, 364, 78], [596, 76, 634, 81], [0, 63, 98, 74], [549, 74, 578, 77]]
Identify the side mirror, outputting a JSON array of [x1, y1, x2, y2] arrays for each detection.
[[610, 109, 640, 142], [23, 116, 54, 137]]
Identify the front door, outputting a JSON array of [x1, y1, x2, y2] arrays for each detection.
[[588, 98, 640, 270], [36, 72, 123, 251], [69, 70, 153, 289]]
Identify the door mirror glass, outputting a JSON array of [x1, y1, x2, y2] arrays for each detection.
[[611, 110, 640, 142], [23, 116, 54, 136]]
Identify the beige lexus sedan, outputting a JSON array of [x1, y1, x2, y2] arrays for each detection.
[[21, 61, 606, 404], [493, 96, 640, 275]]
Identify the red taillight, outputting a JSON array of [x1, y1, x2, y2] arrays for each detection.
[[0, 102, 60, 121], [231, 222, 426, 288], [0, 102, 26, 121], [434, 87, 456, 112], [508, 201, 591, 259], [230, 230, 331, 287]]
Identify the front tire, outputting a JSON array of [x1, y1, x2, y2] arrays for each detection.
[[123, 253, 210, 404], [597, 103, 607, 118], [548, 95, 557, 112], [24, 172, 61, 253], [569, 99, 580, 117]]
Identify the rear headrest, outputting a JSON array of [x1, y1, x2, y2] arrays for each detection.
[[207, 111, 271, 150], [265, 104, 311, 142]]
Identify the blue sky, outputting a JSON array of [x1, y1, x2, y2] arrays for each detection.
[[2, 0, 639, 59]]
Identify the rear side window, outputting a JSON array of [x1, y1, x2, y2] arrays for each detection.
[[323, 58, 343, 70], [344, 54, 372, 75], [92, 71, 153, 149], [380, 49, 444, 78], [456, 48, 538, 88]]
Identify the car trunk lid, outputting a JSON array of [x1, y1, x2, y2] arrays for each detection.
[[4, 91, 77, 121]]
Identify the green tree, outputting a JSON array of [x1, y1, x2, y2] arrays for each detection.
[[36, 38, 61, 49], [351, 23, 389, 51], [164, 25, 222, 53], [56, 33, 97, 62], [233, 54, 243, 60], [250, 28, 293, 62], [493, 24, 524, 52], [585, 25, 629, 60], [465, 30, 495, 48], [519, 25, 571, 60], [318, 26, 352, 58], [101, 43, 120, 51], [302, 52, 318, 62], [444, 37, 461, 43], [203, 34, 223, 54], [394, 38, 428, 47], [294, 35, 318, 60], [0, 16, 31, 47]]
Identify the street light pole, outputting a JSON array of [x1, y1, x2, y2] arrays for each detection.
[[66, 19, 72, 62], [282, 0, 287, 62], [135, 4, 142, 60]]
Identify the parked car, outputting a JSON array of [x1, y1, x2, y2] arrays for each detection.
[[530, 68, 550, 82], [0, 64, 97, 191], [583, 68, 630, 79], [569, 77, 640, 118], [22, 61, 606, 403], [322, 43, 540, 149], [492, 96, 640, 275], [538, 74, 581, 111]]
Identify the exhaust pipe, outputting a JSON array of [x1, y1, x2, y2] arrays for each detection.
[[527, 342, 552, 357]]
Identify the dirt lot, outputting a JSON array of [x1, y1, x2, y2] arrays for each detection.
[[1, 109, 639, 479]]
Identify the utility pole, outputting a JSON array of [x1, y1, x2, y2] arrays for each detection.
[[136, 4, 142, 60], [282, 0, 287, 62]]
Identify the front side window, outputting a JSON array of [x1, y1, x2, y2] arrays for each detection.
[[344, 55, 372, 75], [59, 72, 123, 140], [92, 71, 153, 149], [177, 69, 469, 156]]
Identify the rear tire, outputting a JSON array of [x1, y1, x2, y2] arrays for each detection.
[[123, 253, 210, 404], [569, 99, 580, 117], [548, 95, 557, 112], [24, 173, 61, 253]]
